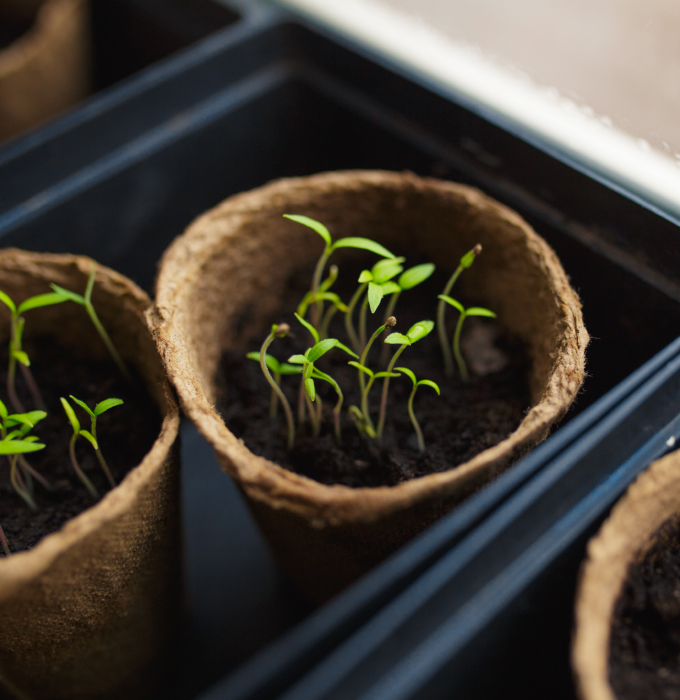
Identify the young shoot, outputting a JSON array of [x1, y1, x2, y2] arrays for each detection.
[[345, 257, 404, 354], [0, 403, 47, 510], [354, 316, 396, 414], [347, 362, 401, 438], [258, 324, 296, 449], [379, 263, 435, 365], [61, 397, 100, 500], [0, 288, 69, 411], [288, 332, 357, 438], [437, 244, 482, 377], [437, 295, 496, 383], [394, 367, 440, 452], [68, 395, 124, 489], [283, 214, 395, 327], [309, 368, 344, 443], [377, 320, 434, 440], [247, 352, 302, 418], [51, 263, 131, 382]]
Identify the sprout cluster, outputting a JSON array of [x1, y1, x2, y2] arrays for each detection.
[[248, 215, 496, 456], [0, 263, 127, 556]]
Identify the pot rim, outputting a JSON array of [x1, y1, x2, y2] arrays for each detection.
[[152, 169, 588, 526]]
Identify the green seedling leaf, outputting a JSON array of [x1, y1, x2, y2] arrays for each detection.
[[380, 281, 401, 295], [348, 361, 374, 378], [437, 294, 465, 314], [5, 430, 23, 441], [305, 376, 316, 402], [78, 430, 98, 450], [406, 321, 434, 343], [417, 379, 441, 395], [398, 263, 435, 290], [367, 282, 384, 314], [247, 351, 281, 374], [0, 291, 16, 314], [283, 214, 332, 247], [294, 312, 320, 344], [68, 395, 96, 419], [6, 411, 46, 429], [371, 257, 405, 284], [50, 284, 85, 305], [307, 339, 339, 362], [279, 363, 303, 375], [60, 397, 80, 433], [334, 341, 359, 359], [0, 400, 7, 421], [331, 237, 395, 259], [17, 292, 69, 315], [287, 354, 308, 365], [11, 350, 30, 367], [384, 332, 410, 345], [22, 435, 40, 443], [0, 440, 44, 454], [94, 398, 124, 416], [465, 307, 497, 318], [374, 371, 402, 379], [395, 366, 417, 385], [319, 265, 339, 294], [358, 270, 373, 283]]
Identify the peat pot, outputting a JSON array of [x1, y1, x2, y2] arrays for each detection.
[[0, 250, 180, 700], [151, 170, 588, 602], [574, 448, 680, 700], [0, 0, 89, 141]]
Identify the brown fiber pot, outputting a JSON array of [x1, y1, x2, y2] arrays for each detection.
[[573, 449, 680, 700], [151, 170, 588, 602], [0, 250, 181, 700], [0, 0, 89, 142]]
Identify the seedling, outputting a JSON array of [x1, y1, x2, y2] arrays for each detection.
[[377, 320, 434, 439], [308, 368, 344, 443], [347, 363, 401, 438], [0, 523, 9, 556], [0, 402, 47, 510], [0, 288, 69, 411], [246, 352, 302, 418], [283, 214, 395, 327], [68, 395, 124, 489], [437, 295, 496, 383], [51, 263, 131, 382], [258, 324, 296, 449], [60, 397, 100, 499], [394, 367, 440, 452], [345, 257, 404, 353], [437, 244, 482, 377]]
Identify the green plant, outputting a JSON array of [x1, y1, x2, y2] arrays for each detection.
[[377, 320, 434, 439], [61, 396, 104, 499], [51, 263, 131, 381], [0, 401, 47, 510], [0, 289, 69, 411], [67, 395, 124, 489], [283, 214, 395, 327], [437, 295, 496, 383], [247, 352, 302, 418], [437, 244, 482, 377], [394, 367, 440, 452]]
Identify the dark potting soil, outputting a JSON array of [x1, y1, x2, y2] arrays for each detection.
[[216, 266, 532, 488], [0, 336, 161, 554], [609, 517, 680, 700]]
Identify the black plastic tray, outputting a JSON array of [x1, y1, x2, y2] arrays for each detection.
[[1, 2, 679, 698]]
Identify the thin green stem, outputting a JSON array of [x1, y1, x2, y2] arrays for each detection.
[[437, 265, 463, 378], [69, 433, 99, 499], [344, 283, 367, 354], [310, 248, 332, 327], [7, 319, 23, 413], [359, 296, 369, 352], [19, 455, 50, 491], [407, 386, 425, 452], [10, 455, 36, 510], [452, 312, 469, 383], [361, 374, 380, 435], [319, 304, 339, 341], [85, 303, 131, 382], [270, 370, 281, 419], [304, 391, 320, 437], [297, 375, 307, 427], [0, 523, 10, 556], [260, 330, 295, 449], [380, 292, 401, 365], [95, 449, 116, 489], [377, 344, 407, 440], [19, 363, 45, 410]]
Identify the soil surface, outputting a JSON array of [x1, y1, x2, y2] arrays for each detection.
[[610, 517, 680, 700], [216, 265, 532, 487], [0, 336, 161, 554]]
